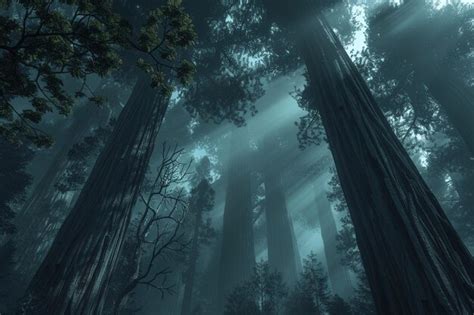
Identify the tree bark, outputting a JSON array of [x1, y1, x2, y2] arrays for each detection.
[[14, 84, 113, 279], [217, 127, 255, 311], [18, 77, 168, 315], [262, 1, 474, 313], [317, 192, 352, 299], [262, 137, 299, 286]]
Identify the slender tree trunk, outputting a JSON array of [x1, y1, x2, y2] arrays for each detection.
[[317, 192, 352, 299], [18, 77, 168, 314], [217, 127, 255, 311], [262, 137, 299, 285], [262, 1, 474, 313], [180, 208, 202, 315]]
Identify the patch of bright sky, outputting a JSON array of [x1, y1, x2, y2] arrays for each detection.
[[168, 88, 183, 110], [190, 145, 221, 183], [187, 118, 199, 135], [344, 5, 368, 56], [433, 0, 474, 9]]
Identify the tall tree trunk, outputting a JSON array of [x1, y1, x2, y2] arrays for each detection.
[[317, 191, 352, 299], [262, 137, 299, 285], [180, 208, 202, 315], [19, 87, 111, 217], [14, 84, 113, 279], [18, 77, 168, 314], [217, 128, 255, 311], [262, 1, 474, 313]]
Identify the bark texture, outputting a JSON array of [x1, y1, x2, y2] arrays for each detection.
[[262, 1, 474, 313], [18, 77, 167, 315], [15, 85, 112, 279]]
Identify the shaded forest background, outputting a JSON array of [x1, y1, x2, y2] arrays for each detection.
[[0, 0, 473, 314]]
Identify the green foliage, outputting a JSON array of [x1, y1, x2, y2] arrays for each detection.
[[285, 252, 330, 315], [0, 1, 126, 147], [225, 261, 288, 315], [327, 294, 352, 315], [54, 119, 114, 193], [133, 0, 196, 97], [0, 0, 196, 147]]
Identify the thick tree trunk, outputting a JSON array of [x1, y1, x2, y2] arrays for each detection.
[[180, 208, 202, 315], [217, 128, 255, 311], [317, 192, 352, 299], [14, 84, 113, 279], [262, 137, 299, 285], [18, 77, 167, 314], [262, 1, 474, 313]]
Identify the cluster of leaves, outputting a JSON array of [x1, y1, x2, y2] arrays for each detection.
[[292, 76, 326, 150], [285, 252, 330, 314], [134, 0, 197, 97], [183, 0, 300, 128], [0, 139, 32, 235], [54, 119, 114, 193], [225, 254, 355, 315], [327, 172, 376, 314], [0, 0, 129, 146], [425, 129, 474, 247], [225, 261, 288, 315], [365, 1, 473, 128], [190, 179, 216, 245], [0, 0, 196, 147]]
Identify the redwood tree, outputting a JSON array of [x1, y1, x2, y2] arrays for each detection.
[[260, 0, 474, 313], [17, 2, 196, 312]]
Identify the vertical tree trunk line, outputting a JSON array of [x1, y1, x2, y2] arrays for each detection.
[[18, 77, 168, 315], [298, 14, 474, 314], [316, 191, 352, 299], [261, 1, 474, 313], [217, 127, 255, 311], [14, 83, 114, 280], [262, 137, 299, 286], [180, 207, 202, 315]]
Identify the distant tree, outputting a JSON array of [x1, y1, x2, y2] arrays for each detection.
[[218, 128, 256, 310], [327, 295, 352, 315], [0, 139, 32, 236], [285, 252, 330, 315], [225, 261, 288, 315], [181, 176, 216, 315]]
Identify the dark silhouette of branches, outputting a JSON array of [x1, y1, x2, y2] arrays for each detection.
[[112, 143, 192, 314]]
